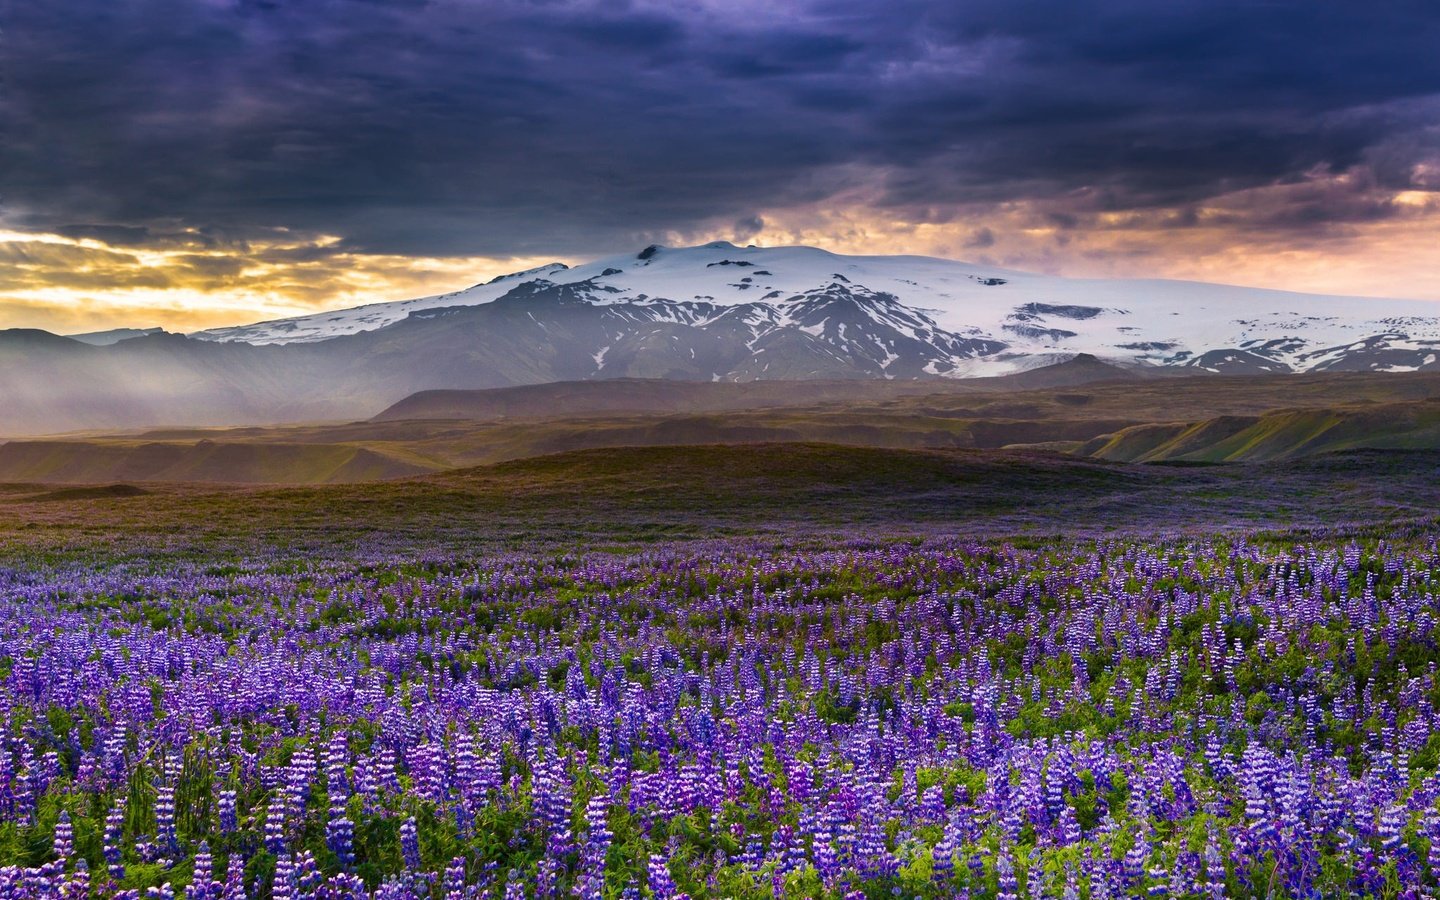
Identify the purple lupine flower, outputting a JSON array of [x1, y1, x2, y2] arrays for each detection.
[[53, 811, 73, 861], [503, 869, 527, 900], [997, 850, 1019, 900], [575, 794, 611, 900], [812, 821, 840, 889], [1056, 804, 1081, 846], [532, 753, 573, 840], [374, 880, 415, 900], [1123, 831, 1149, 888], [1378, 803, 1406, 853], [218, 790, 238, 834], [1168, 851, 1200, 900], [295, 851, 321, 896], [920, 784, 946, 819], [61, 859, 89, 900], [287, 749, 317, 818], [155, 783, 177, 852], [647, 853, 679, 900], [1203, 838, 1227, 899], [326, 808, 355, 870], [536, 855, 559, 900], [272, 853, 295, 900], [221, 853, 247, 900], [325, 733, 350, 803], [931, 828, 956, 883], [1426, 811, 1440, 886], [443, 857, 467, 900], [265, 792, 287, 854], [315, 873, 368, 899], [1146, 862, 1169, 897], [400, 816, 421, 872], [104, 797, 126, 880], [191, 841, 217, 900]]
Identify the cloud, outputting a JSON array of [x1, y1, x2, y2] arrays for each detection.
[[0, 0, 1438, 324], [4, 1, 1436, 253], [732, 215, 766, 241], [965, 227, 996, 249], [0, 229, 567, 332]]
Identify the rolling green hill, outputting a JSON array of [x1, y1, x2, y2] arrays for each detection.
[[1075, 400, 1440, 462]]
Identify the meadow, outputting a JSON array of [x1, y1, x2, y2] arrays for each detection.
[[1, 444, 1439, 898]]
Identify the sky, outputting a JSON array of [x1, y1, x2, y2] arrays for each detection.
[[2, 0, 1439, 334]]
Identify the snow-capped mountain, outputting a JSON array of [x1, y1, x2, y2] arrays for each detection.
[[193, 241, 1440, 376], [6, 241, 1440, 436]]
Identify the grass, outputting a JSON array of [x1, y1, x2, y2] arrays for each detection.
[[27, 483, 151, 501], [2, 442, 1440, 564]]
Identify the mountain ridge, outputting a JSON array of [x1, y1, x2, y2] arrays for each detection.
[[4, 241, 1440, 435], [189, 241, 1440, 380]]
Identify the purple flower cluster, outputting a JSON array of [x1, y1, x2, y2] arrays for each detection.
[[0, 534, 1438, 897]]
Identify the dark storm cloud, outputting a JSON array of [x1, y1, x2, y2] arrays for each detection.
[[2, 0, 1437, 258], [965, 227, 996, 249], [53, 224, 232, 250], [733, 215, 767, 241]]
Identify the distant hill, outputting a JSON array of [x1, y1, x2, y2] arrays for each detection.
[[373, 378, 931, 422], [8, 371, 1440, 484], [0, 440, 432, 484], [66, 327, 166, 346], [374, 354, 1157, 420], [990, 353, 1153, 389], [372, 356, 1145, 422]]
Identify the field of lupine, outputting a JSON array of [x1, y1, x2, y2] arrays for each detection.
[[3, 532, 1440, 899]]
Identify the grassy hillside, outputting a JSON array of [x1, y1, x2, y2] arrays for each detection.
[[0, 439, 435, 483], [10, 372, 1440, 483], [1078, 400, 1440, 462], [3, 443, 1440, 561]]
